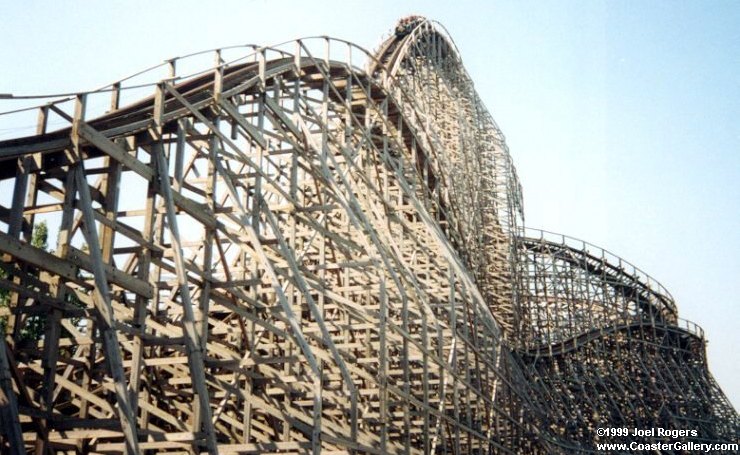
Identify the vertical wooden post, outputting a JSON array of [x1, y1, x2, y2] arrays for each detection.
[[0, 340, 23, 454], [129, 135, 155, 436], [154, 82, 218, 455], [110, 82, 121, 111], [71, 94, 141, 455]]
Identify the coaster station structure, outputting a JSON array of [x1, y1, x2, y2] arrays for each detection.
[[0, 16, 736, 454]]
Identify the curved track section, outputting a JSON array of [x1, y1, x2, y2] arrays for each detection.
[[0, 16, 736, 455], [515, 321, 738, 451], [513, 229, 738, 452], [515, 230, 677, 348], [0, 34, 533, 454], [371, 17, 524, 338]]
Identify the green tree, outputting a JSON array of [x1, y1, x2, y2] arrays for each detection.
[[31, 221, 48, 250], [0, 221, 49, 338]]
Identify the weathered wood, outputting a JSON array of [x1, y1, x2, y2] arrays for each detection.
[[71, 94, 141, 455], [152, 83, 219, 455], [0, 232, 152, 299], [0, 17, 735, 455], [0, 340, 24, 455]]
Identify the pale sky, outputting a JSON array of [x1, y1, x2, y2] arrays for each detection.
[[2, 0, 738, 408]]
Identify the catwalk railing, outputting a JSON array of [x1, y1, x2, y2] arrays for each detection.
[[514, 228, 678, 349]]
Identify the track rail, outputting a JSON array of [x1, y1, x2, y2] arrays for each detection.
[[518, 319, 703, 358]]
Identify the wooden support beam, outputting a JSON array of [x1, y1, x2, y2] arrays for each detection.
[[152, 83, 219, 455], [71, 94, 141, 455], [0, 340, 24, 455], [0, 28, 734, 455]]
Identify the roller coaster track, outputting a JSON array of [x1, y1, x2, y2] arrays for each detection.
[[517, 234, 676, 320], [519, 320, 700, 358], [0, 16, 736, 454], [507, 228, 737, 452]]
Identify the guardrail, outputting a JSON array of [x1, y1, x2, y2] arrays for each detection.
[[676, 317, 705, 340], [0, 35, 413, 137], [519, 227, 676, 314], [520, 316, 707, 355], [0, 26, 525, 226]]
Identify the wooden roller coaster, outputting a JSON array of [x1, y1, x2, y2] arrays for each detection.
[[0, 16, 736, 454]]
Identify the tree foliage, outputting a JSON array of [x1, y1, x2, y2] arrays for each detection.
[[0, 221, 48, 339]]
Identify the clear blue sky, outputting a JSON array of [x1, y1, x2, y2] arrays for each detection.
[[2, 1, 738, 407]]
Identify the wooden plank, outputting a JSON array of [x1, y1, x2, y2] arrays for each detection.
[[0, 340, 24, 455], [0, 231, 77, 282], [217, 98, 267, 149], [76, 120, 217, 230], [152, 83, 219, 455], [72, 99, 141, 454]]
